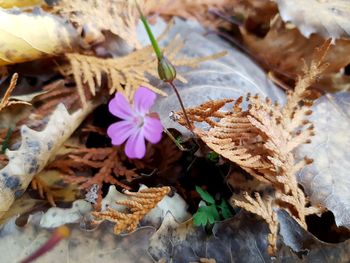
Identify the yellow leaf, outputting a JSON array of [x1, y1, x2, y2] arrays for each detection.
[[0, 0, 44, 8], [0, 8, 78, 66]]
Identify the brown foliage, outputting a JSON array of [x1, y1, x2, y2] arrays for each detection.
[[0, 73, 30, 113], [177, 41, 330, 252], [241, 16, 350, 92], [54, 0, 140, 47], [32, 80, 81, 115], [233, 192, 278, 256], [66, 36, 226, 106], [48, 146, 138, 209], [92, 186, 171, 234]]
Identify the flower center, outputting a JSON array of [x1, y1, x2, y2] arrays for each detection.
[[133, 115, 144, 128]]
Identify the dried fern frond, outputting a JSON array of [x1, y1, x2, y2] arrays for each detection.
[[54, 0, 140, 47], [282, 39, 331, 120], [66, 35, 226, 106], [177, 98, 234, 128], [0, 73, 30, 112], [33, 80, 81, 114], [48, 146, 137, 209], [232, 192, 278, 256], [92, 186, 171, 234], [177, 41, 330, 230]]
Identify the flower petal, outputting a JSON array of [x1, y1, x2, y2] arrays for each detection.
[[143, 116, 163, 144], [107, 121, 135, 145], [133, 86, 157, 115], [125, 129, 146, 159], [109, 93, 134, 120]]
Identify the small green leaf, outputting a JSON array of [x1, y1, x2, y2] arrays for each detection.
[[193, 210, 208, 226], [1, 127, 13, 154], [206, 151, 219, 163], [219, 199, 233, 219], [193, 205, 220, 227], [195, 186, 215, 205]]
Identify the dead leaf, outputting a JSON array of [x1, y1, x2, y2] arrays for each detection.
[[0, 0, 45, 8], [297, 92, 350, 229], [0, 8, 78, 66], [40, 200, 92, 228], [277, 0, 350, 40], [0, 102, 96, 219], [0, 213, 155, 263], [149, 211, 350, 262], [241, 17, 350, 92]]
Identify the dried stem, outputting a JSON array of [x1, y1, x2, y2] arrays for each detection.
[[168, 81, 194, 134]]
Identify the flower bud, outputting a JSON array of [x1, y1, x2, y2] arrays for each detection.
[[158, 56, 176, 82]]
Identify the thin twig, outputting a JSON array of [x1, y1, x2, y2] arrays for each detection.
[[168, 81, 194, 134]]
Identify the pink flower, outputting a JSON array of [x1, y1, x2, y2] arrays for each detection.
[[107, 87, 163, 159]]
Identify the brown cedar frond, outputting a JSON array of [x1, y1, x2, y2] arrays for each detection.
[[177, 98, 234, 127], [33, 80, 81, 115], [232, 192, 278, 256], [31, 176, 56, 207], [177, 42, 330, 232], [92, 186, 170, 234], [0, 73, 30, 112], [48, 146, 137, 209], [54, 0, 140, 47], [282, 39, 331, 119], [66, 37, 226, 106]]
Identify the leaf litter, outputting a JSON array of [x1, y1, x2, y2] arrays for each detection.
[[1, 1, 350, 262]]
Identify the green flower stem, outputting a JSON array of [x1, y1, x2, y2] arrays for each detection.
[[135, 1, 195, 137], [135, 1, 163, 61]]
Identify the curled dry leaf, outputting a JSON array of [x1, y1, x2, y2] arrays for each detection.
[[297, 92, 350, 229], [0, 8, 78, 66], [277, 0, 350, 40], [0, 102, 96, 219], [241, 17, 350, 92]]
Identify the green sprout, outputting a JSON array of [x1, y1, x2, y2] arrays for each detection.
[[1, 127, 13, 154], [206, 151, 219, 163], [193, 186, 233, 227]]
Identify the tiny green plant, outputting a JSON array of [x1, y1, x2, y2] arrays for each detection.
[[206, 151, 219, 163], [1, 127, 13, 154], [193, 186, 233, 227]]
